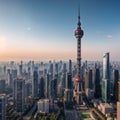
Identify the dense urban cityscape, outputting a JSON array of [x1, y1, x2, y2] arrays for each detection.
[[1, 55, 120, 120], [0, 0, 120, 120]]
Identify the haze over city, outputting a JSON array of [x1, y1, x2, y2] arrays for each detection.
[[0, 0, 120, 61]]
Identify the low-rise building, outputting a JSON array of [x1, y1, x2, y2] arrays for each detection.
[[117, 102, 120, 120], [99, 103, 114, 115], [37, 99, 49, 113]]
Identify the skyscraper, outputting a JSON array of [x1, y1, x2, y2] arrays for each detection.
[[55, 63, 58, 75], [112, 70, 119, 102], [45, 73, 52, 98], [66, 72, 72, 90], [74, 7, 84, 104], [69, 59, 72, 75], [0, 80, 5, 94], [102, 52, 110, 103], [32, 68, 38, 97], [85, 69, 93, 90], [94, 68, 101, 98], [50, 78, 57, 99], [39, 77, 45, 99], [0, 94, 6, 120], [19, 61, 23, 77], [64, 72, 73, 103], [13, 78, 25, 113]]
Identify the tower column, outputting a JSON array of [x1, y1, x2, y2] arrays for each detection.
[[74, 8, 84, 104]]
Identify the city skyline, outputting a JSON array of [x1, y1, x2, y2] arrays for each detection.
[[0, 0, 120, 61]]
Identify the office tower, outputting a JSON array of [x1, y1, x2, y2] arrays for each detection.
[[31, 61, 34, 72], [45, 73, 52, 98], [66, 72, 72, 89], [19, 61, 23, 76], [112, 70, 119, 102], [32, 68, 38, 97], [117, 82, 120, 120], [55, 63, 58, 75], [62, 63, 67, 74], [53, 74, 58, 98], [7, 73, 12, 87], [25, 82, 32, 97], [13, 78, 25, 113], [72, 65, 77, 78], [3, 66, 6, 74], [85, 69, 94, 99], [27, 66, 31, 79], [0, 94, 6, 120], [74, 7, 84, 104], [61, 72, 66, 89], [49, 75, 57, 99], [69, 59, 72, 74], [0, 80, 5, 93], [85, 69, 93, 90], [57, 83, 63, 97], [94, 68, 101, 98], [44, 69, 47, 76], [64, 72, 73, 103], [11, 69, 17, 79], [49, 62, 53, 75], [102, 53, 110, 103], [39, 77, 45, 99]]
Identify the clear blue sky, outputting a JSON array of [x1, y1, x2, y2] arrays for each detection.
[[0, 0, 120, 61]]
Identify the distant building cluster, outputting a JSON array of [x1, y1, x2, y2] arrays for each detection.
[[0, 55, 119, 119]]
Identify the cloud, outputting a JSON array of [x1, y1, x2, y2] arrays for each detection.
[[107, 35, 112, 39]]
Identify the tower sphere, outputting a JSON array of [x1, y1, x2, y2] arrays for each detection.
[[75, 28, 83, 38]]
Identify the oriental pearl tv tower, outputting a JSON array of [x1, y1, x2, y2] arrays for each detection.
[[74, 7, 84, 104]]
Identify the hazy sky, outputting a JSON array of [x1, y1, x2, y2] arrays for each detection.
[[0, 0, 120, 61]]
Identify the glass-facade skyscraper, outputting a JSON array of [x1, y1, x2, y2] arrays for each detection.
[[0, 94, 6, 120], [13, 78, 25, 113], [32, 68, 38, 97], [102, 52, 110, 103], [94, 68, 101, 98]]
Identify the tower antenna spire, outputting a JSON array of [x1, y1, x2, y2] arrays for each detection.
[[78, 4, 81, 28], [78, 4, 80, 18]]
